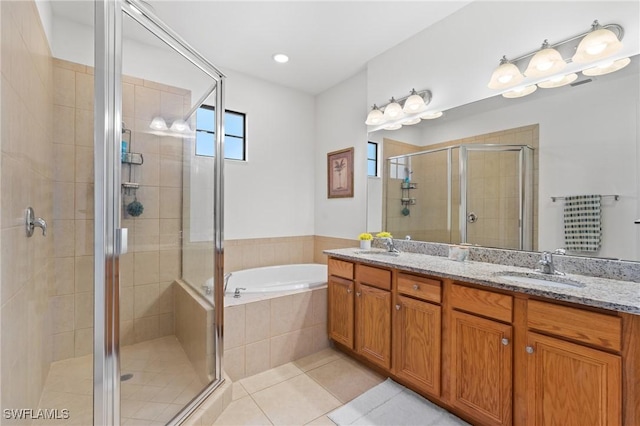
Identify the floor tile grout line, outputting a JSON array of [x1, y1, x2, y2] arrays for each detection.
[[246, 392, 275, 426]]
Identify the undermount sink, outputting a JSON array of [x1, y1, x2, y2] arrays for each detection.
[[496, 271, 585, 288], [355, 250, 401, 257]]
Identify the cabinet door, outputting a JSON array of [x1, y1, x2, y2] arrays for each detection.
[[526, 332, 621, 426], [450, 310, 512, 426], [356, 283, 391, 369], [328, 276, 354, 349], [394, 295, 441, 397]]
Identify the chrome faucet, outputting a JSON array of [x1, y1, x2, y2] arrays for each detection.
[[233, 287, 246, 298], [536, 249, 565, 275], [383, 237, 400, 253], [224, 273, 232, 293]]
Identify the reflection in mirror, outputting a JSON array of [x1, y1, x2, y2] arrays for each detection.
[[368, 55, 639, 261]]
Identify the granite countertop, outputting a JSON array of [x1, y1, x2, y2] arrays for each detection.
[[325, 248, 640, 315]]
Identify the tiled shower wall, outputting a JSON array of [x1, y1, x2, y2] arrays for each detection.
[[51, 58, 186, 359], [1, 0, 54, 416]]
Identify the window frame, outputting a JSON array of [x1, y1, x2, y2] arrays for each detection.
[[367, 141, 379, 177], [195, 105, 247, 161]]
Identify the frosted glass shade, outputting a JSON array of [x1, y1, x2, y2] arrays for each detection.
[[537, 73, 578, 89], [502, 85, 537, 98], [403, 117, 421, 125], [383, 99, 404, 120], [403, 94, 426, 113], [524, 48, 566, 78], [365, 106, 384, 125], [488, 61, 524, 89], [170, 119, 189, 132], [384, 123, 402, 131], [420, 111, 443, 120], [572, 28, 623, 63], [582, 57, 630, 76], [149, 116, 168, 130]]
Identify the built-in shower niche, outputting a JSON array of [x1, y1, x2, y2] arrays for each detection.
[[384, 124, 538, 251]]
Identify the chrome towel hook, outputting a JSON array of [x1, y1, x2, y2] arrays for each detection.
[[25, 207, 47, 237]]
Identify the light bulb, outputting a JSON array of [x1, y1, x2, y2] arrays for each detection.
[[149, 117, 167, 131]]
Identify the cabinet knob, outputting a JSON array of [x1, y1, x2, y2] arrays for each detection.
[[346, 288, 352, 294], [525, 346, 534, 354], [412, 284, 419, 290], [501, 338, 509, 346], [395, 304, 401, 310], [356, 292, 361, 297]]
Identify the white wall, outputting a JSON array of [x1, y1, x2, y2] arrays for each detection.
[[51, 17, 316, 240], [416, 72, 639, 260], [315, 71, 368, 239]]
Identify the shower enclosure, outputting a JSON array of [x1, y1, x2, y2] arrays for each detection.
[[95, 0, 225, 423], [385, 144, 534, 250]]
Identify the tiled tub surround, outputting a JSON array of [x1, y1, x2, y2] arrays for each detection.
[[327, 244, 640, 313], [224, 287, 330, 381]]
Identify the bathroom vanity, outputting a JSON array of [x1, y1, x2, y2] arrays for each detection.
[[325, 248, 640, 426]]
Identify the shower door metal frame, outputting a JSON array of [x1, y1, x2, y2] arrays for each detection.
[[459, 144, 534, 250], [95, 1, 226, 424]]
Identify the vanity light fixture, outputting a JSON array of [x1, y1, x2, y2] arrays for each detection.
[[488, 20, 624, 92], [420, 111, 443, 120], [572, 21, 623, 63], [170, 119, 190, 132], [502, 84, 537, 98], [149, 116, 168, 131], [537, 73, 578, 89], [524, 40, 566, 78], [365, 89, 436, 129], [582, 57, 631, 76]]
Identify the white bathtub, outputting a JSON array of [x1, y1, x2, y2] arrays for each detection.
[[224, 264, 328, 296]]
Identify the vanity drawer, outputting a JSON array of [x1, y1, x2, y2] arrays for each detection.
[[527, 300, 621, 351], [328, 258, 354, 280], [397, 273, 441, 304], [451, 284, 513, 323], [356, 264, 391, 290]]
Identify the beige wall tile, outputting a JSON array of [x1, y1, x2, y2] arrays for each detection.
[[75, 72, 93, 111], [120, 252, 134, 287], [52, 331, 75, 361], [134, 251, 159, 285], [123, 82, 135, 118], [158, 312, 174, 337], [74, 183, 93, 219], [311, 288, 327, 326], [159, 187, 182, 219], [159, 249, 180, 282], [134, 85, 161, 121], [157, 282, 174, 314], [53, 181, 74, 220], [223, 346, 245, 381], [74, 145, 93, 182], [224, 305, 245, 350], [53, 220, 75, 257], [74, 219, 93, 257], [50, 294, 74, 334], [74, 108, 93, 147], [160, 157, 182, 188], [53, 257, 74, 296], [74, 291, 93, 329], [75, 327, 93, 357], [53, 143, 75, 182], [139, 153, 159, 186], [134, 316, 160, 343], [245, 300, 270, 344], [121, 286, 134, 321], [244, 340, 271, 377], [53, 66, 75, 107], [136, 186, 159, 219], [120, 320, 135, 346], [134, 283, 160, 318]]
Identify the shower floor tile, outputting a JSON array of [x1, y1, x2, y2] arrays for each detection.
[[38, 335, 206, 424]]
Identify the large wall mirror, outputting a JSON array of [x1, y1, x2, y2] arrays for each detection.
[[368, 55, 640, 262]]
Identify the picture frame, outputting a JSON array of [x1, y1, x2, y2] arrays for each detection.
[[327, 147, 354, 198]]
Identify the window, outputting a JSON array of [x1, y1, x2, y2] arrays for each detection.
[[367, 141, 378, 177], [195, 105, 246, 160]]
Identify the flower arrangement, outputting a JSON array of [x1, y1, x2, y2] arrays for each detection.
[[358, 233, 373, 241], [375, 232, 393, 238]]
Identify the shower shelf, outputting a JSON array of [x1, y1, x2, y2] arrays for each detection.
[[121, 152, 144, 165], [401, 182, 417, 206]]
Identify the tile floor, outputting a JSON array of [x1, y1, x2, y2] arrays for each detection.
[[38, 336, 208, 425], [38, 340, 384, 426], [212, 347, 385, 426]]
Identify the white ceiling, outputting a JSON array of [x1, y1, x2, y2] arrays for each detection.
[[49, 0, 471, 94]]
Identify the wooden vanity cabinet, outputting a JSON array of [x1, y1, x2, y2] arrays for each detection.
[[355, 264, 392, 369], [524, 300, 622, 426], [393, 273, 442, 397], [449, 284, 514, 426], [327, 259, 355, 349]]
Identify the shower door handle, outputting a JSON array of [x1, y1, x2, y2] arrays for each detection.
[[116, 228, 128, 255]]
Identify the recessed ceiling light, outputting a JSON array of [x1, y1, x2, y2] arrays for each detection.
[[272, 53, 289, 64]]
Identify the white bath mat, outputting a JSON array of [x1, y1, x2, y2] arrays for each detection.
[[327, 378, 469, 426]]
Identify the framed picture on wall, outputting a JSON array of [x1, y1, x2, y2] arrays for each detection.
[[327, 147, 354, 198]]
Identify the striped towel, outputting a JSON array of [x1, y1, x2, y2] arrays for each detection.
[[563, 195, 602, 252]]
